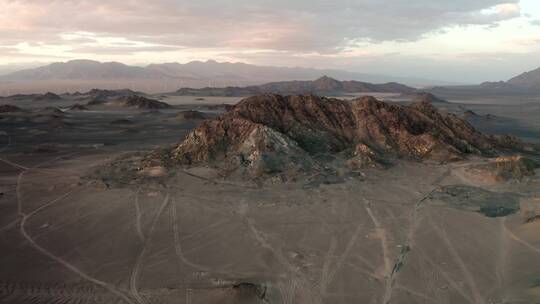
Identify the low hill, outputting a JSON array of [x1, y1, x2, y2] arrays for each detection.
[[174, 76, 416, 97], [87, 95, 171, 110]]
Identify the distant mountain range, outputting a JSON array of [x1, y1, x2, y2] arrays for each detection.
[[428, 66, 540, 100], [507, 67, 540, 89], [2, 59, 539, 99], [0, 59, 451, 95], [174, 76, 416, 96]]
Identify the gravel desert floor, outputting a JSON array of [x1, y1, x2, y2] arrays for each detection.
[[1, 96, 540, 304]]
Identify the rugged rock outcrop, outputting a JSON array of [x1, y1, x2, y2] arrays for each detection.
[[87, 95, 171, 109], [167, 94, 525, 178]]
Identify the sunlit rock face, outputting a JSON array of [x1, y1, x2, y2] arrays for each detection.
[[171, 94, 522, 178]]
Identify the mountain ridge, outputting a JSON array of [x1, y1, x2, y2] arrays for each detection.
[[174, 76, 416, 96], [0, 59, 456, 95], [508, 66, 540, 89], [428, 66, 540, 99]]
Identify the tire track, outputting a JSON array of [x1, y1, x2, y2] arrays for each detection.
[[421, 254, 475, 304], [495, 217, 508, 290], [363, 199, 392, 304], [180, 218, 231, 242], [14, 153, 79, 216], [377, 167, 451, 304], [430, 219, 485, 304], [19, 189, 136, 304], [243, 214, 321, 304], [170, 197, 213, 273], [395, 285, 439, 303], [503, 217, 540, 255], [319, 237, 337, 295], [129, 194, 170, 304], [324, 220, 365, 291], [0, 281, 117, 304], [0, 157, 28, 171], [133, 189, 145, 243], [0, 218, 19, 234]]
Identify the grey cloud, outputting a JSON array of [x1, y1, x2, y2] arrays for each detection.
[[0, 0, 521, 53], [531, 20, 540, 26]]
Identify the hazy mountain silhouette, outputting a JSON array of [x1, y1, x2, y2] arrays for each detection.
[[508, 67, 540, 89], [0, 59, 445, 95], [428, 66, 540, 99]]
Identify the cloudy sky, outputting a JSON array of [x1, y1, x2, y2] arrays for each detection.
[[1, 0, 540, 83]]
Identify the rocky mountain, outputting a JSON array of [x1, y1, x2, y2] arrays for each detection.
[[165, 94, 522, 179], [175, 76, 416, 97], [508, 67, 540, 89]]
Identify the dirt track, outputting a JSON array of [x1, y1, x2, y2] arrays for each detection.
[[1, 147, 539, 303], [1, 100, 540, 304]]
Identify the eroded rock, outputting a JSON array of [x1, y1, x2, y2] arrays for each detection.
[[167, 94, 521, 179]]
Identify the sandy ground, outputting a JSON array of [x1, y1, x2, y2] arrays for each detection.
[[0, 98, 540, 304]]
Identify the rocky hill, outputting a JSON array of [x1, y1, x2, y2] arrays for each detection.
[[167, 94, 523, 179], [87, 95, 171, 110], [72, 88, 141, 101], [175, 76, 416, 97]]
